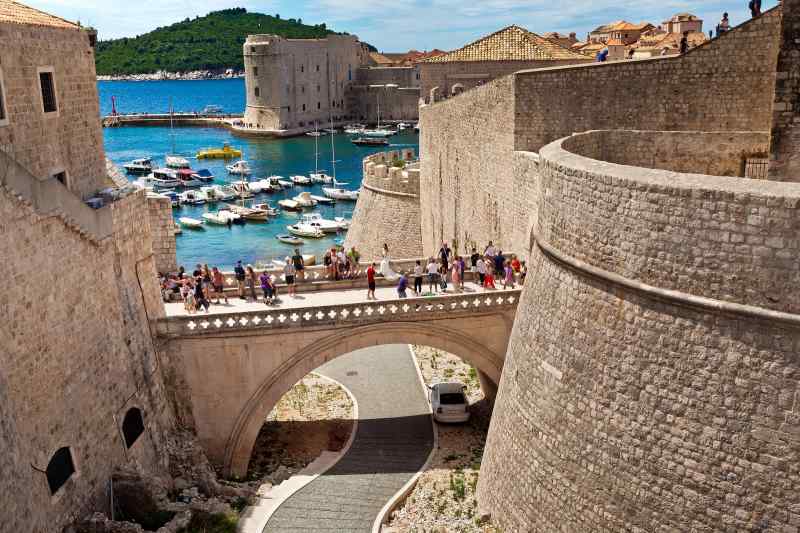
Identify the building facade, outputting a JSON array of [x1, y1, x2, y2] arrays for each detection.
[[241, 34, 371, 133]]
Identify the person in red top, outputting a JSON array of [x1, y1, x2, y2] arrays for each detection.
[[366, 262, 377, 300], [511, 255, 521, 274]]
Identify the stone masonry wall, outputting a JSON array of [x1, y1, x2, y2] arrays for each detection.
[[0, 23, 107, 198], [514, 8, 783, 153], [0, 188, 175, 533], [477, 131, 800, 531], [420, 75, 539, 258], [770, 0, 800, 180], [148, 195, 177, 274], [347, 85, 420, 122], [343, 149, 423, 260], [565, 130, 771, 177]]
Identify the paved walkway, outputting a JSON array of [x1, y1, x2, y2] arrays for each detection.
[[165, 281, 516, 317], [263, 345, 433, 533]]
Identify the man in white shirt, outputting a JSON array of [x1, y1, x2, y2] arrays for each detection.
[[484, 241, 496, 258], [426, 258, 439, 293], [476, 257, 487, 286]]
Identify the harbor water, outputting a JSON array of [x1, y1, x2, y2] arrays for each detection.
[[100, 80, 419, 270]]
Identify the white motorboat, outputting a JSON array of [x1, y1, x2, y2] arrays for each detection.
[[334, 216, 351, 229], [291, 175, 312, 185], [178, 217, 204, 229], [180, 189, 207, 205], [362, 129, 394, 138], [192, 169, 215, 182], [286, 223, 325, 238], [251, 178, 276, 193], [397, 122, 410, 130], [248, 180, 265, 194], [202, 184, 237, 202], [306, 131, 326, 137], [292, 191, 317, 208], [226, 204, 269, 221], [322, 181, 359, 201], [278, 199, 302, 212], [301, 213, 348, 233], [324, 128, 337, 134], [309, 172, 333, 184], [124, 158, 153, 174], [253, 203, 279, 216], [166, 154, 191, 169], [265, 176, 286, 190], [148, 168, 180, 188], [309, 194, 334, 205], [176, 169, 202, 188], [226, 160, 252, 175], [231, 180, 254, 199], [202, 210, 242, 225], [277, 179, 293, 188]]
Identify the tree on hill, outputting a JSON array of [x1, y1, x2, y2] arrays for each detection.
[[95, 8, 339, 75]]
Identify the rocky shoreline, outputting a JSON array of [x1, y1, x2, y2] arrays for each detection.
[[97, 69, 244, 82]]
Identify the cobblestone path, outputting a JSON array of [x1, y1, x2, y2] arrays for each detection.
[[263, 344, 434, 533]]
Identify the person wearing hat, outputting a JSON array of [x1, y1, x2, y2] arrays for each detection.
[[284, 256, 297, 297], [234, 260, 246, 299]]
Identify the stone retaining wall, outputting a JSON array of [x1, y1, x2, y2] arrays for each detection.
[[770, 0, 800, 180], [343, 149, 423, 261], [148, 195, 177, 274]]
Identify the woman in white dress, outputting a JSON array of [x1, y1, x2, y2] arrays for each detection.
[[379, 243, 399, 280]]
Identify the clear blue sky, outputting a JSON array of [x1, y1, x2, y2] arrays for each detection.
[[26, 0, 779, 52]]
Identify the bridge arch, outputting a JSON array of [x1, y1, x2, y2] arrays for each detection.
[[223, 321, 505, 477]]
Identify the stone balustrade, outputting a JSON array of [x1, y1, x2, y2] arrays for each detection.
[[156, 289, 521, 338], [362, 149, 420, 196]]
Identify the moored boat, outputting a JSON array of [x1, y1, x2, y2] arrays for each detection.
[[277, 234, 305, 245], [226, 204, 270, 221], [322, 182, 359, 201], [202, 210, 242, 225], [192, 169, 215, 182], [301, 212, 348, 233], [292, 191, 317, 208], [286, 223, 325, 239], [124, 158, 153, 174], [226, 160, 252, 176], [180, 189, 207, 205], [309, 194, 334, 205], [278, 199, 302, 212], [166, 154, 191, 169], [177, 168, 203, 188], [309, 172, 333, 184], [231, 180, 254, 199], [148, 168, 181, 188], [253, 203, 279, 216], [291, 175, 312, 185], [178, 217, 204, 229], [197, 143, 242, 160], [277, 179, 293, 188], [352, 136, 389, 146]]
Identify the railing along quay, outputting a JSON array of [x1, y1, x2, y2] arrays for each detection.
[[156, 289, 522, 338]]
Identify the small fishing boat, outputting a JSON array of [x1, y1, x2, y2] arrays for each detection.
[[291, 175, 312, 185], [166, 155, 191, 169], [309, 194, 334, 205], [352, 136, 389, 146], [277, 234, 305, 245], [251, 178, 276, 193], [178, 217, 204, 229], [301, 213, 348, 233], [286, 223, 325, 239], [322, 180, 359, 201], [124, 158, 153, 174], [277, 179, 293, 188], [226, 204, 270, 221], [292, 191, 317, 208], [202, 210, 242, 225], [226, 160, 252, 176], [278, 199, 302, 212], [191, 169, 215, 182], [180, 189, 207, 205], [197, 143, 242, 160], [253, 203, 279, 216], [148, 168, 181, 188], [309, 172, 333, 184]]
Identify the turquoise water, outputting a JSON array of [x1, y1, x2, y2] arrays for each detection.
[[101, 80, 418, 270], [98, 79, 246, 115]]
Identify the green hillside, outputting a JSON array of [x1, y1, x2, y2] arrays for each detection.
[[95, 8, 339, 75]]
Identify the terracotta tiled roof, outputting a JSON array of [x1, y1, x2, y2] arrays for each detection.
[[0, 0, 78, 29], [421, 25, 588, 63], [369, 52, 394, 65], [591, 20, 626, 34], [636, 30, 708, 51], [606, 38, 626, 46]]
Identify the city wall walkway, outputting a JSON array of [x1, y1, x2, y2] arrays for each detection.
[[156, 282, 520, 477], [263, 345, 433, 533]]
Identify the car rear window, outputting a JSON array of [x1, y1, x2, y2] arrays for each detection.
[[439, 393, 465, 405]]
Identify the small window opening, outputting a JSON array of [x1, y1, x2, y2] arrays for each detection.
[[46, 447, 75, 495], [122, 408, 145, 449], [253, 66, 258, 76], [39, 71, 57, 113], [53, 171, 67, 186], [254, 87, 260, 97]]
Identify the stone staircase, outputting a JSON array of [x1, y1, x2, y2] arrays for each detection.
[[0, 150, 112, 243]]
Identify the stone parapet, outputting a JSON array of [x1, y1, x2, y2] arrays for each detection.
[[361, 149, 420, 196], [148, 195, 177, 274]]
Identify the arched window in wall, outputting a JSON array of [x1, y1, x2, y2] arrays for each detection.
[[122, 407, 145, 449], [46, 447, 75, 495]]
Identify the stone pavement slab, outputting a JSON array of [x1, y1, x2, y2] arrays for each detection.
[[263, 345, 434, 533]]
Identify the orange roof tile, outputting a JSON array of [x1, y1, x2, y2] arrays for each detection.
[[0, 0, 78, 29], [421, 25, 589, 63]]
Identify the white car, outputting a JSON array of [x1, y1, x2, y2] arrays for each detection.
[[428, 382, 470, 424]]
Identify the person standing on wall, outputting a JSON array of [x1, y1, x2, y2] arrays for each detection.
[[397, 272, 409, 299], [476, 255, 487, 287], [366, 262, 377, 300], [211, 266, 228, 305], [439, 241, 451, 270], [292, 249, 305, 282], [427, 257, 440, 294], [413, 260, 424, 296], [246, 264, 258, 302], [234, 260, 246, 299], [749, 0, 761, 18], [284, 257, 297, 298], [680, 31, 690, 54]]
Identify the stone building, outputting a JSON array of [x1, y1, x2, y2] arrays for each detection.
[[418, 25, 592, 102], [0, 0, 106, 198], [241, 34, 371, 133], [663, 12, 703, 34]]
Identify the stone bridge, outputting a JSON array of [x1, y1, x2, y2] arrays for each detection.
[[156, 289, 521, 477]]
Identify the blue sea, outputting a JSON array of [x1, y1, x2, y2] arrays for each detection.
[[99, 80, 419, 270]]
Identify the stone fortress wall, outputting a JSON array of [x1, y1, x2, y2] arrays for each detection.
[[242, 34, 368, 132], [348, 65, 421, 121], [409, 3, 800, 531], [0, 21, 107, 198], [770, 0, 800, 179], [343, 148, 423, 261], [148, 195, 178, 274]]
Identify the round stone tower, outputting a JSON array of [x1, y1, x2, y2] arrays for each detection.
[[243, 35, 286, 131]]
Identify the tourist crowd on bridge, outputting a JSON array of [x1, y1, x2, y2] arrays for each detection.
[[158, 242, 526, 312]]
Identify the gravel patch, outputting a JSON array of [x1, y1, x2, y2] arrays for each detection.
[[246, 373, 354, 485], [386, 346, 499, 533]]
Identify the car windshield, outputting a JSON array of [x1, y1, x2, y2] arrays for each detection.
[[439, 392, 465, 405]]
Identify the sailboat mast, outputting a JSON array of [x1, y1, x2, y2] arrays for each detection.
[[169, 96, 175, 155], [314, 122, 319, 174], [329, 114, 336, 183]]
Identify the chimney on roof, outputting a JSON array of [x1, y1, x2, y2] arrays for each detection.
[[569, 32, 577, 41]]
